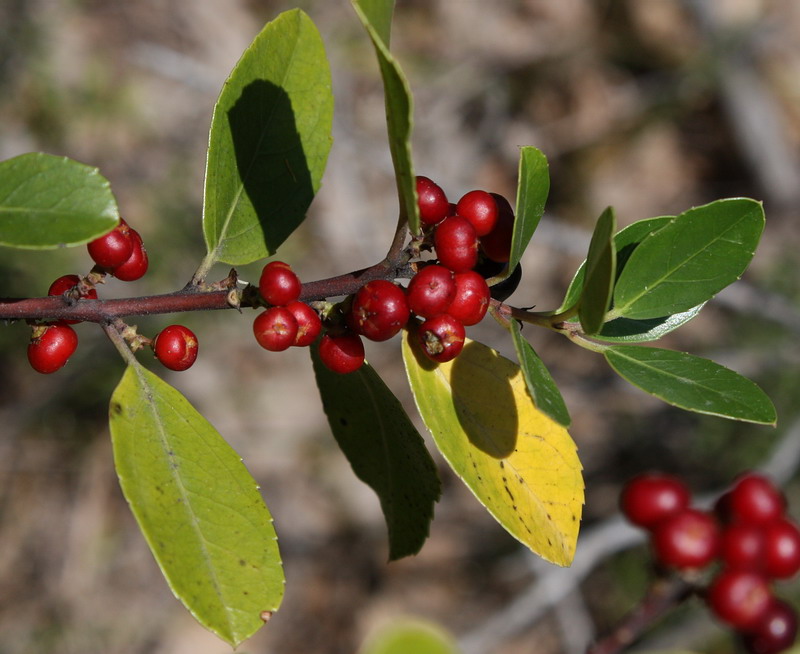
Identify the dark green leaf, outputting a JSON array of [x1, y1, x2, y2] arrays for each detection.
[[203, 9, 333, 265], [110, 365, 283, 647], [311, 347, 440, 560], [595, 304, 705, 343], [579, 207, 616, 335], [0, 152, 118, 249], [508, 147, 549, 271], [613, 198, 765, 320], [605, 345, 777, 425], [351, 0, 419, 234], [510, 320, 570, 427]]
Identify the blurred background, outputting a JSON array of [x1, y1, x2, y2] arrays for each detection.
[[2, 1, 800, 653]]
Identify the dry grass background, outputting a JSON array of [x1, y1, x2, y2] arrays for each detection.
[[2, 1, 800, 653]]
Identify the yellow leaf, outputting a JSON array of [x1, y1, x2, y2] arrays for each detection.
[[402, 333, 584, 565]]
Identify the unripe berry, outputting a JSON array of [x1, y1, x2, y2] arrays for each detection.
[[285, 301, 322, 347], [456, 189, 498, 237], [347, 280, 410, 342], [763, 518, 800, 580], [418, 314, 466, 363], [480, 193, 515, 263], [48, 274, 98, 324], [253, 307, 298, 352], [620, 472, 691, 530], [87, 219, 134, 268], [446, 270, 490, 326], [27, 323, 79, 374], [742, 599, 798, 654], [651, 508, 720, 570], [259, 261, 301, 306], [153, 325, 198, 371], [434, 215, 479, 273], [707, 569, 773, 631], [111, 229, 149, 281], [415, 176, 449, 227], [407, 264, 457, 319], [727, 474, 786, 525], [318, 332, 365, 374], [720, 523, 766, 572]]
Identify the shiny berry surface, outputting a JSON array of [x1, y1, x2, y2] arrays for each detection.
[[259, 261, 301, 306], [415, 175, 449, 226], [347, 280, 410, 342], [407, 264, 457, 319], [456, 189, 498, 237], [446, 271, 490, 326], [253, 307, 298, 352], [728, 474, 786, 525], [418, 314, 466, 363], [87, 219, 133, 268], [707, 569, 773, 631], [434, 215, 478, 273], [480, 193, 515, 263], [651, 508, 720, 569], [763, 518, 800, 580], [111, 230, 148, 281], [620, 473, 691, 529], [153, 324, 198, 371], [743, 599, 798, 654], [285, 301, 322, 347], [27, 323, 79, 374], [720, 523, 766, 572], [318, 332, 365, 374]]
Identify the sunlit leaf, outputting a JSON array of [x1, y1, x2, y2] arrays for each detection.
[[508, 146, 549, 272], [579, 206, 616, 335], [359, 618, 460, 654]]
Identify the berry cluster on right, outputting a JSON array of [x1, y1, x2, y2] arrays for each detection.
[[621, 472, 800, 654]]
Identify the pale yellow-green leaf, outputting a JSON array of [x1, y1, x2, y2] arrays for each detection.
[[402, 334, 584, 566]]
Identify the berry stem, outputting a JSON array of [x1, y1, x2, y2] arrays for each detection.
[[102, 321, 140, 368]]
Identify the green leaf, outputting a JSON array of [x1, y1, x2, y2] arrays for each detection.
[[203, 9, 333, 266], [579, 207, 616, 335], [351, 0, 418, 234], [109, 365, 284, 647], [359, 618, 460, 654], [604, 345, 777, 425], [311, 348, 441, 560], [509, 320, 571, 427], [508, 146, 550, 271], [0, 152, 119, 249], [613, 198, 765, 320], [402, 334, 583, 566]]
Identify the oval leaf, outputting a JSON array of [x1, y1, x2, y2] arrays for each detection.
[[604, 345, 777, 425], [359, 618, 460, 654], [203, 9, 333, 265], [613, 198, 765, 320], [311, 348, 441, 560], [402, 333, 584, 566], [508, 146, 550, 272], [352, 0, 419, 234], [596, 304, 705, 343], [510, 320, 571, 427], [109, 365, 284, 647], [579, 206, 616, 335], [0, 152, 119, 249]]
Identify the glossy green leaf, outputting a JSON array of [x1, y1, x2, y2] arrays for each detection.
[[109, 365, 284, 647], [510, 320, 570, 427], [402, 334, 583, 566], [508, 146, 549, 272], [352, 0, 419, 234], [579, 207, 616, 335], [605, 346, 777, 425], [613, 198, 765, 320], [359, 618, 460, 654], [311, 348, 441, 560], [0, 152, 118, 249], [203, 9, 333, 265]]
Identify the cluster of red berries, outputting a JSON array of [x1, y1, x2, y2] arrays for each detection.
[[621, 472, 799, 653], [28, 219, 198, 374]]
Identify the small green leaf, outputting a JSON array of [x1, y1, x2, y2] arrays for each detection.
[[311, 348, 441, 560], [508, 146, 549, 271], [604, 345, 777, 425], [613, 198, 765, 320], [509, 320, 571, 427], [0, 152, 119, 249], [110, 365, 284, 647], [359, 618, 460, 654], [203, 9, 333, 265], [351, 0, 419, 234], [579, 207, 616, 335], [596, 304, 705, 343]]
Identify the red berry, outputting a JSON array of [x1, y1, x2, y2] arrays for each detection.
[[434, 215, 479, 273], [253, 307, 298, 352], [446, 270, 491, 326], [456, 190, 499, 237], [418, 314, 466, 363], [707, 569, 773, 631], [347, 280, 410, 342], [152, 325, 198, 371], [763, 519, 800, 580], [285, 301, 322, 347], [480, 193, 515, 263], [416, 176, 450, 227], [743, 599, 798, 654], [259, 261, 301, 306], [27, 323, 79, 374], [48, 274, 98, 324], [111, 229, 149, 281], [728, 474, 786, 525], [721, 523, 766, 572], [651, 508, 720, 570], [87, 219, 134, 268], [407, 265, 457, 319], [318, 332, 365, 374], [619, 473, 691, 529]]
